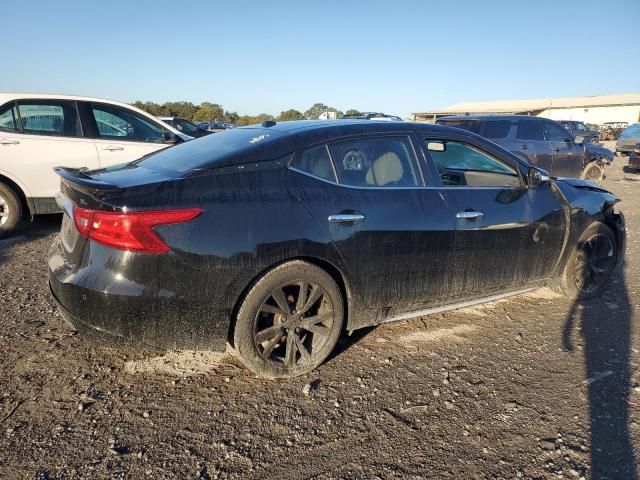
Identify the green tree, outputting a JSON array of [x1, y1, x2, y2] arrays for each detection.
[[277, 109, 305, 121], [132, 101, 169, 116], [236, 113, 275, 126], [224, 111, 239, 124], [162, 101, 198, 120], [345, 109, 361, 117], [304, 102, 342, 120], [193, 102, 225, 122]]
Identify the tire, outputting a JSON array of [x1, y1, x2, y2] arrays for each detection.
[[0, 182, 21, 239], [559, 222, 617, 300], [233, 260, 344, 378], [581, 162, 604, 183]]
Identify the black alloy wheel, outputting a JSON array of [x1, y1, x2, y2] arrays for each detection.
[[573, 233, 616, 296]]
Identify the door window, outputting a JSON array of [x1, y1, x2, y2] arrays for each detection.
[[516, 120, 544, 141], [329, 136, 421, 187], [543, 121, 571, 142], [17, 101, 82, 137], [91, 104, 164, 143], [481, 120, 512, 139], [292, 145, 337, 182], [0, 103, 19, 132], [427, 140, 520, 187]]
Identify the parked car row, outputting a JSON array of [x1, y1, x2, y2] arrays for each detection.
[[48, 119, 626, 378]]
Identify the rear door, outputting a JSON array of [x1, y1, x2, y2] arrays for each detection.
[[542, 119, 585, 178], [84, 102, 170, 167], [0, 99, 99, 204], [285, 134, 459, 321], [514, 119, 554, 172], [423, 134, 566, 296]]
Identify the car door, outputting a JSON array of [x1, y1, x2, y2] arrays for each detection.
[[84, 102, 171, 167], [285, 134, 459, 322], [0, 99, 99, 205], [514, 119, 554, 172], [542, 119, 585, 178], [423, 134, 566, 297]]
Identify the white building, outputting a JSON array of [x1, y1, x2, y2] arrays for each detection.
[[413, 93, 640, 125]]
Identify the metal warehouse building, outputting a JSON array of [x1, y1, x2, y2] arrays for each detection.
[[413, 93, 640, 125]]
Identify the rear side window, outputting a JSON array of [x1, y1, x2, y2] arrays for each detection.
[[481, 120, 511, 139], [329, 136, 421, 187], [516, 120, 544, 141], [293, 145, 336, 182], [17, 101, 82, 137], [0, 103, 19, 132]]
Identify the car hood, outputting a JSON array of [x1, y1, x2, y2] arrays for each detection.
[[585, 143, 614, 160]]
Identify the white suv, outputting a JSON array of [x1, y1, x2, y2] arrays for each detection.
[[0, 93, 192, 237]]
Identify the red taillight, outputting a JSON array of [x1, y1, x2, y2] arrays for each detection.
[[72, 207, 202, 254]]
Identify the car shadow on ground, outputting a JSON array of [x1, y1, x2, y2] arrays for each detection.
[[562, 261, 637, 479], [0, 214, 62, 265]]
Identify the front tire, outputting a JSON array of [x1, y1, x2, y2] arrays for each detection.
[[233, 261, 344, 378], [0, 182, 21, 239], [560, 222, 617, 300], [581, 162, 604, 183]]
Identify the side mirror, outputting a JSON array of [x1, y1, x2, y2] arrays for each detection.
[[163, 130, 178, 144], [427, 141, 446, 152], [527, 167, 550, 188], [574, 135, 584, 145]]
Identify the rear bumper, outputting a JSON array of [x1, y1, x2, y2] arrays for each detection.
[[48, 238, 231, 351]]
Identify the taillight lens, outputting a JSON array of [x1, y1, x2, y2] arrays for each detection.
[[72, 207, 202, 254]]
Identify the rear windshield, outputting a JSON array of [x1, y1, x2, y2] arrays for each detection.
[[136, 127, 282, 173]]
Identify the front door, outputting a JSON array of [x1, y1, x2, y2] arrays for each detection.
[[285, 135, 459, 319], [423, 136, 566, 297], [542, 119, 585, 178], [84, 102, 170, 167]]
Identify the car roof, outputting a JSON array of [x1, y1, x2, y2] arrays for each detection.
[[437, 114, 541, 122]]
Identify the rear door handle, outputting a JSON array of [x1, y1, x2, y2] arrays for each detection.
[[0, 139, 20, 145], [101, 145, 124, 151], [554, 147, 561, 152], [521, 144, 528, 150], [456, 211, 484, 220], [328, 213, 365, 224]]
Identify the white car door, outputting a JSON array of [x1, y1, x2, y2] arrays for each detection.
[[86, 102, 172, 167], [0, 100, 99, 204]]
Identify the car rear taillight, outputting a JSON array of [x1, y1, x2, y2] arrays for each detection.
[[72, 207, 202, 254]]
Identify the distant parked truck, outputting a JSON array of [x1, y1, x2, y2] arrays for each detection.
[[558, 121, 600, 143], [601, 122, 629, 141]]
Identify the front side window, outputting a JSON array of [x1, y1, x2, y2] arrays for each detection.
[[292, 145, 336, 182], [329, 136, 421, 187], [543, 121, 571, 142], [516, 120, 544, 141], [0, 103, 19, 132], [17, 101, 81, 137], [91, 104, 164, 143], [426, 140, 520, 188], [575, 122, 588, 132]]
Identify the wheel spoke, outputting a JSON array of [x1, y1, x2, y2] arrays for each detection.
[[301, 284, 324, 313], [255, 324, 284, 344], [271, 288, 291, 315], [260, 334, 281, 360], [296, 281, 308, 312], [260, 304, 286, 316], [299, 312, 332, 331], [0, 210, 7, 218], [304, 323, 330, 336], [284, 332, 297, 367], [294, 335, 311, 362]]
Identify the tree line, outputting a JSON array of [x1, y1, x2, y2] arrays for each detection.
[[131, 101, 361, 125]]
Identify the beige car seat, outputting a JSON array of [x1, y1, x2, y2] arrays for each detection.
[[365, 152, 403, 186]]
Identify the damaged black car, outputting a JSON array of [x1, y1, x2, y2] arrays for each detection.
[[48, 120, 626, 378]]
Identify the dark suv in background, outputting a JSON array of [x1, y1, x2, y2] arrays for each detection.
[[558, 120, 600, 143], [436, 115, 613, 182]]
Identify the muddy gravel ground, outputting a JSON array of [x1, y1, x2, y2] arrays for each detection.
[[1, 150, 639, 479]]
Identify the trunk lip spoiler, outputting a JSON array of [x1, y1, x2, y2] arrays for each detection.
[[54, 192, 74, 219], [53, 166, 123, 192]]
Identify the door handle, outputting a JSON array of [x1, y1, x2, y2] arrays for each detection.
[[328, 213, 365, 224], [554, 147, 561, 152], [521, 144, 528, 150], [0, 139, 20, 145], [456, 211, 484, 220], [101, 145, 124, 151]]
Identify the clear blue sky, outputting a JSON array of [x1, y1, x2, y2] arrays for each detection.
[[3, 0, 639, 118]]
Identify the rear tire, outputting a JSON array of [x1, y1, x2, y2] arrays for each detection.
[[581, 162, 604, 183], [233, 260, 344, 378], [559, 222, 617, 300], [0, 182, 21, 239]]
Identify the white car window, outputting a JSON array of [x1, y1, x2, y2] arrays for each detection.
[[0, 103, 19, 131], [91, 104, 164, 143], [17, 101, 82, 137]]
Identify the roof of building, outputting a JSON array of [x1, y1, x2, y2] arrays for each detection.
[[414, 93, 640, 117]]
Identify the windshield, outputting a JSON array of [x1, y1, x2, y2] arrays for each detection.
[[620, 124, 640, 138], [136, 127, 282, 173]]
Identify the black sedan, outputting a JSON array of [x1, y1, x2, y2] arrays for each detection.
[[49, 120, 626, 378]]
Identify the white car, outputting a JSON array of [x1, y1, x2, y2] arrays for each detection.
[[0, 93, 192, 237]]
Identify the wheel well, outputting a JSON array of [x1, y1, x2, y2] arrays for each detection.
[[226, 256, 351, 347], [0, 174, 30, 218]]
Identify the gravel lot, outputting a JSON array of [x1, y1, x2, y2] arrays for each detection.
[[1, 146, 639, 479]]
